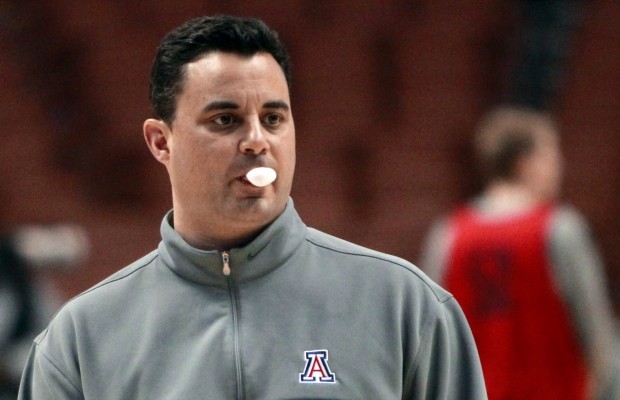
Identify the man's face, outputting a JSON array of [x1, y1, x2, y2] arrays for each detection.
[[153, 52, 295, 247]]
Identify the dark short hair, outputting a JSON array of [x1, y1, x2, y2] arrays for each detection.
[[149, 15, 292, 124], [474, 106, 558, 181]]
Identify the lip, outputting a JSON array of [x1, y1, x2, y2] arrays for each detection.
[[237, 175, 254, 185], [235, 175, 270, 190], [240, 166, 272, 175]]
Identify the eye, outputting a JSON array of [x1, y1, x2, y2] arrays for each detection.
[[263, 113, 283, 126], [213, 114, 235, 126]]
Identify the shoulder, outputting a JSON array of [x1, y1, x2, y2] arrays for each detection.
[[36, 250, 160, 345], [87, 250, 159, 289], [548, 204, 593, 245], [68, 250, 159, 305], [305, 228, 453, 304], [550, 204, 589, 230]]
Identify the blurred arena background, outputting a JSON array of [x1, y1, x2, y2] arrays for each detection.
[[0, 0, 618, 314]]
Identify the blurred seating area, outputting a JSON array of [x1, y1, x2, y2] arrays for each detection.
[[0, 0, 618, 310]]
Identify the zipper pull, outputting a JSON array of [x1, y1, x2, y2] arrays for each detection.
[[221, 251, 231, 276]]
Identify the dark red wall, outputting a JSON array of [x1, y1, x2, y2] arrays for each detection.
[[1, 0, 619, 311]]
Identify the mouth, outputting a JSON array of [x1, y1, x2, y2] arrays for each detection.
[[237, 175, 254, 185], [245, 167, 277, 187]]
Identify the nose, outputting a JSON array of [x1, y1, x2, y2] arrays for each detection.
[[239, 118, 269, 155]]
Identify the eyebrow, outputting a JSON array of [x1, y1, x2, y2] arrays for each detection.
[[263, 100, 290, 111], [202, 100, 239, 113], [202, 100, 290, 113]]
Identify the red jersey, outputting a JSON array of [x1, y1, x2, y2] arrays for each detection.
[[444, 203, 587, 399]]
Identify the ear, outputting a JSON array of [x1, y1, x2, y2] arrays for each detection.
[[143, 118, 172, 165]]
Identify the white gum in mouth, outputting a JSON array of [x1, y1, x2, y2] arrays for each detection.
[[245, 167, 277, 187]]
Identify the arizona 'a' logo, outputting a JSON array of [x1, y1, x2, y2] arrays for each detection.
[[299, 349, 336, 383]]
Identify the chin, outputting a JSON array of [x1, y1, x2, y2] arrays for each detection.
[[234, 196, 281, 220]]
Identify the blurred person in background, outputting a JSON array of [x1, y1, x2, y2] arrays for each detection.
[[420, 105, 617, 399], [0, 224, 88, 399]]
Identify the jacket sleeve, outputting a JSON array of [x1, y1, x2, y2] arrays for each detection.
[[405, 296, 488, 399], [18, 340, 84, 400]]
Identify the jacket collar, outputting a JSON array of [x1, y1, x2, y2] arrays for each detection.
[[158, 198, 306, 287]]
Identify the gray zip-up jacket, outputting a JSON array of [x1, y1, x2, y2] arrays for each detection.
[[18, 199, 487, 399]]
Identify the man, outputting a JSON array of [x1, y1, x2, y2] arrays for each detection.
[[421, 106, 616, 399], [19, 15, 487, 399]]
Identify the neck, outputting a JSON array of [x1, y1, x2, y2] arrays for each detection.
[[177, 228, 262, 251], [171, 211, 269, 251], [480, 181, 548, 215]]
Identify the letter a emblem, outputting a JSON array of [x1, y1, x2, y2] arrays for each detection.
[[299, 349, 336, 383]]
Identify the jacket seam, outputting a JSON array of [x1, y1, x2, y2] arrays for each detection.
[[403, 306, 438, 396], [305, 238, 453, 303], [38, 253, 159, 343], [35, 342, 84, 396]]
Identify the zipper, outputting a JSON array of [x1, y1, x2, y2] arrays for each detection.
[[222, 251, 244, 399], [229, 282, 244, 400], [221, 251, 231, 276], [220, 251, 245, 400]]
